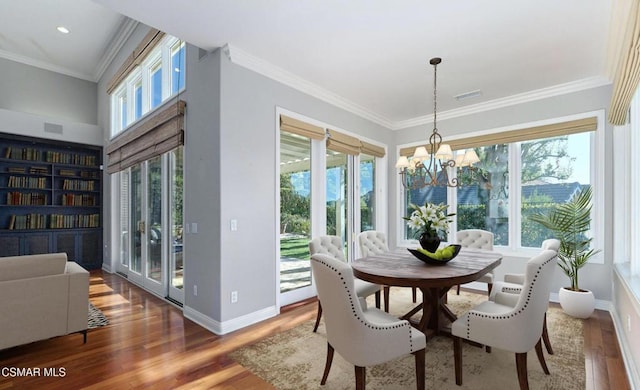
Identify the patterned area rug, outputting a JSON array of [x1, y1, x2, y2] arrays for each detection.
[[231, 289, 585, 390], [88, 302, 109, 329]]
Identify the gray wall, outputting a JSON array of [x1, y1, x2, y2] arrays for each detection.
[[390, 84, 614, 301], [0, 57, 97, 124]]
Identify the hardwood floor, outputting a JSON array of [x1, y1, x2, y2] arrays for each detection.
[[0, 270, 631, 389]]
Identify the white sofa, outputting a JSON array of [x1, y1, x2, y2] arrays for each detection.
[[0, 252, 89, 350]]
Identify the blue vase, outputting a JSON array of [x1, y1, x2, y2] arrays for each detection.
[[419, 233, 441, 252]]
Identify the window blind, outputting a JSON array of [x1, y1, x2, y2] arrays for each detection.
[[609, 0, 640, 125], [106, 98, 185, 174], [400, 117, 597, 156], [106, 29, 166, 95], [360, 141, 385, 158], [279, 115, 325, 139], [326, 129, 361, 155]]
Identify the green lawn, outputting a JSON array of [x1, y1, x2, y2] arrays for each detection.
[[280, 237, 310, 259]]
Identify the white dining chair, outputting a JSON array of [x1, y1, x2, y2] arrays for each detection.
[[452, 249, 557, 390], [311, 253, 426, 390], [489, 238, 561, 355], [357, 230, 417, 309], [309, 235, 383, 332], [455, 229, 495, 295]]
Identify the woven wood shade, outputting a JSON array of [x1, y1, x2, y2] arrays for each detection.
[[106, 29, 166, 95], [609, 0, 640, 125], [360, 141, 385, 158], [106, 99, 185, 174], [279, 115, 325, 140], [400, 117, 597, 157], [326, 129, 361, 155]]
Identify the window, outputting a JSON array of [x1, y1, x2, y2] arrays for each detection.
[[360, 154, 376, 231], [110, 35, 185, 137], [400, 113, 603, 255]]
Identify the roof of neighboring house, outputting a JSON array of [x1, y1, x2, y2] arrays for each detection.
[[406, 181, 585, 207]]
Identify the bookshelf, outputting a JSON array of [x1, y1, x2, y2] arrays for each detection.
[[0, 133, 103, 269]]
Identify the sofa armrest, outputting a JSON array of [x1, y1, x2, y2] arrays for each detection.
[[66, 262, 89, 333]]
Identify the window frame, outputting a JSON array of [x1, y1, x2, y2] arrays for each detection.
[[396, 110, 605, 263]]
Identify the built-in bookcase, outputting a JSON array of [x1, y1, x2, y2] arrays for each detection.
[[0, 133, 103, 269]]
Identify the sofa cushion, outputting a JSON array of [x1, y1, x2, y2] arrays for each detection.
[[0, 253, 67, 282]]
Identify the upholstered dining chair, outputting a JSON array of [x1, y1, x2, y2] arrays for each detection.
[[309, 235, 383, 332], [357, 230, 417, 309], [310, 253, 426, 390], [452, 249, 557, 390], [455, 229, 495, 295], [490, 238, 561, 355]]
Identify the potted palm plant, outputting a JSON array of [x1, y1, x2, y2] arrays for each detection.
[[529, 186, 600, 318]]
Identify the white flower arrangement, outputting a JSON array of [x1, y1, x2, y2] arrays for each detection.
[[404, 202, 455, 238]]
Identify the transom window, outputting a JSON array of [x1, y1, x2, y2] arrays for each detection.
[[110, 35, 185, 137]]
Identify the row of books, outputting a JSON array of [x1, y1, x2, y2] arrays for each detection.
[[4, 147, 41, 161], [7, 176, 47, 189], [61, 193, 98, 206], [58, 169, 100, 179], [45, 151, 97, 167], [6, 192, 48, 205], [62, 179, 96, 191], [6, 213, 100, 230], [2, 147, 98, 167]]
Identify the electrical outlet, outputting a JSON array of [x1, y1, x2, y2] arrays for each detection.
[[193, 285, 198, 296], [231, 291, 238, 303], [628, 315, 632, 332]]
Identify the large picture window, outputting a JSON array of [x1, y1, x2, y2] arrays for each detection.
[[400, 114, 602, 254]]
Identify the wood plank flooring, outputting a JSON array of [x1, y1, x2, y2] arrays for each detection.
[[0, 270, 631, 389]]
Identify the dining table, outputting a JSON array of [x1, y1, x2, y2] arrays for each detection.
[[351, 248, 502, 340]]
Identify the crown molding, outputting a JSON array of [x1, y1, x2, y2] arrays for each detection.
[[224, 44, 612, 132], [222, 44, 395, 129], [94, 18, 139, 82], [0, 48, 94, 82], [392, 76, 612, 130]]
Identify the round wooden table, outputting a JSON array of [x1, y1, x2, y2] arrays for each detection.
[[352, 248, 502, 339]]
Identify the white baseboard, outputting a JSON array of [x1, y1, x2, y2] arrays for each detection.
[[183, 305, 279, 335], [610, 308, 640, 390]]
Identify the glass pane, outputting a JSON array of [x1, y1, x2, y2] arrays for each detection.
[[403, 185, 447, 240], [170, 147, 184, 290], [171, 44, 186, 94], [150, 65, 162, 109], [456, 145, 509, 246], [326, 151, 348, 258], [120, 94, 127, 130], [279, 131, 312, 293], [360, 154, 375, 232], [134, 82, 142, 120], [520, 133, 591, 248], [147, 157, 163, 283], [120, 170, 130, 267], [130, 165, 142, 274]]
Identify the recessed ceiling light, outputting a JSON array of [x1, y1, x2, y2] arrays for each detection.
[[56, 26, 70, 34]]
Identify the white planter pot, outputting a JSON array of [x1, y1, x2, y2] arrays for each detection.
[[558, 287, 595, 319]]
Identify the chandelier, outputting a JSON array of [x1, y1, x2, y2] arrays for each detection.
[[395, 58, 480, 189]]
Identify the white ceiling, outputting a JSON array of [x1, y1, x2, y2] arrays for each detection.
[[1, 0, 617, 129]]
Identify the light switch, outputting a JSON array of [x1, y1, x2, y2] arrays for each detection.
[[230, 219, 238, 231], [192, 222, 198, 234]]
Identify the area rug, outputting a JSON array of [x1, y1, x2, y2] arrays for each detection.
[[230, 289, 584, 389], [88, 302, 109, 329]]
